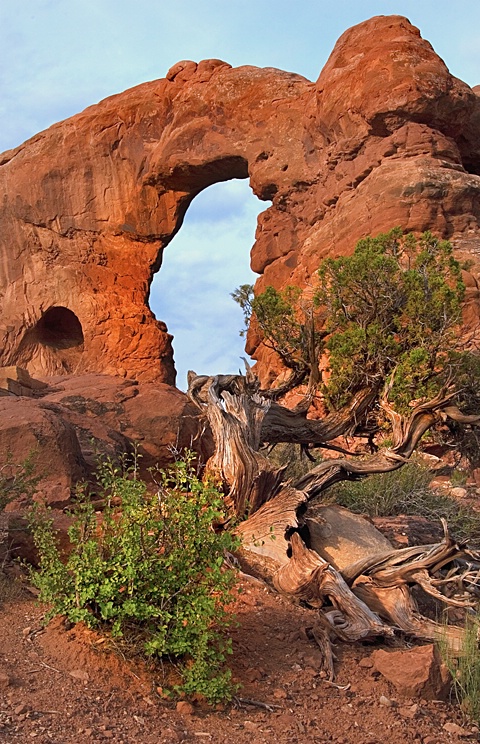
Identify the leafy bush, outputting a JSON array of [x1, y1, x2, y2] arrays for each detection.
[[316, 229, 466, 411], [232, 282, 325, 385], [329, 461, 480, 542], [29, 453, 239, 703], [234, 230, 480, 424]]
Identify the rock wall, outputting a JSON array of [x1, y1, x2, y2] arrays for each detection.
[[1, 15, 479, 384]]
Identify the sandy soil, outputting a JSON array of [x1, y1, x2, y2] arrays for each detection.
[[0, 571, 478, 744]]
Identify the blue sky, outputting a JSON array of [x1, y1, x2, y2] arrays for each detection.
[[2, 1, 480, 388]]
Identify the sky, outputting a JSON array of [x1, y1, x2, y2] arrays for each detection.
[[2, 1, 480, 389]]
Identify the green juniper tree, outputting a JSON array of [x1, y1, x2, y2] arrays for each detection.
[[234, 228, 480, 444]]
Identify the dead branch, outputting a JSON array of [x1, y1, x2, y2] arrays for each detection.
[[273, 533, 395, 643], [199, 376, 285, 518], [261, 387, 378, 445], [351, 579, 466, 652]]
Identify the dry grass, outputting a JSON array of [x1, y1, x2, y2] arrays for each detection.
[[439, 615, 480, 723], [329, 460, 480, 543]]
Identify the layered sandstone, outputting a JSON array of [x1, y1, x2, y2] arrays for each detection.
[[1, 15, 479, 383]]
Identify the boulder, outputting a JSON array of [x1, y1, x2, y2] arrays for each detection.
[[0, 374, 212, 508], [372, 644, 451, 700], [306, 504, 392, 570], [42, 373, 211, 474], [0, 396, 87, 508], [2, 510, 74, 565]]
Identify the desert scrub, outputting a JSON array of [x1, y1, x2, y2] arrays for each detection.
[[329, 460, 480, 542], [439, 615, 480, 723], [29, 453, 240, 703]]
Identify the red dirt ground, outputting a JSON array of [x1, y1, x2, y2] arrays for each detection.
[[0, 571, 478, 744]]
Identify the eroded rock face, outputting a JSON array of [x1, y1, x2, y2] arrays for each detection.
[[1, 15, 479, 383]]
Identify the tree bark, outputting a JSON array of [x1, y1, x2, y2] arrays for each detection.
[[199, 375, 285, 518]]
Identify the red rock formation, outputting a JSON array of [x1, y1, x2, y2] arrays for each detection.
[[0, 15, 479, 383], [0, 374, 212, 507]]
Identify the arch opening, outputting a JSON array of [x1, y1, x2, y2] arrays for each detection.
[[149, 179, 265, 390]]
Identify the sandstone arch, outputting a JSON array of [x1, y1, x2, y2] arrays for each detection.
[[1, 15, 480, 384]]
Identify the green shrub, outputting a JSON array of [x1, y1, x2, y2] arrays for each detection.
[[29, 453, 239, 703], [329, 461, 480, 542]]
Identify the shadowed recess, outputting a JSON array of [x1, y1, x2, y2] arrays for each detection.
[[34, 307, 84, 349], [16, 307, 85, 375]]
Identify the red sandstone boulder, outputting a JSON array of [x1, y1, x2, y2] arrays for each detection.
[[0, 397, 87, 508], [372, 644, 451, 700], [42, 374, 211, 474], [0, 16, 479, 385], [0, 374, 212, 508], [1, 510, 74, 565]]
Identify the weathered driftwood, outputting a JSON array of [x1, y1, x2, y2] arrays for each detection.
[[188, 371, 480, 672], [189, 371, 378, 447], [193, 373, 285, 517], [351, 580, 467, 652], [274, 532, 395, 642]]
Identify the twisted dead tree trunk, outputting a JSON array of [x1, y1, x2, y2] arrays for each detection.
[[188, 371, 480, 673]]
